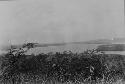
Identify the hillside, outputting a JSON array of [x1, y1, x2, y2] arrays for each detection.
[[84, 38, 125, 44]]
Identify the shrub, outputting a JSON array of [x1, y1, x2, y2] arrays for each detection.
[[0, 46, 125, 84]]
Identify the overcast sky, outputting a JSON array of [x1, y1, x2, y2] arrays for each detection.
[[0, 0, 124, 45]]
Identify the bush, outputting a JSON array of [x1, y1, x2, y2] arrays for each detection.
[[0, 46, 125, 84]]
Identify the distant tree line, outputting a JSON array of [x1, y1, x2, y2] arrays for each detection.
[[97, 44, 125, 51]]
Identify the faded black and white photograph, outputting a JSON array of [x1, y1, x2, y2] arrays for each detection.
[[0, 0, 124, 84]]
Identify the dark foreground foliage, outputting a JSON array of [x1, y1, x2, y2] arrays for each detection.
[[0, 43, 125, 84]]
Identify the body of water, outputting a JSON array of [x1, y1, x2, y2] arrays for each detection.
[[26, 44, 99, 55], [1, 44, 125, 55], [104, 51, 125, 55]]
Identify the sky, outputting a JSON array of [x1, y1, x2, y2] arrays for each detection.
[[0, 0, 124, 45]]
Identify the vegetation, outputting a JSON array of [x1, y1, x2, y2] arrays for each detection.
[[0, 43, 125, 84], [97, 44, 125, 51]]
